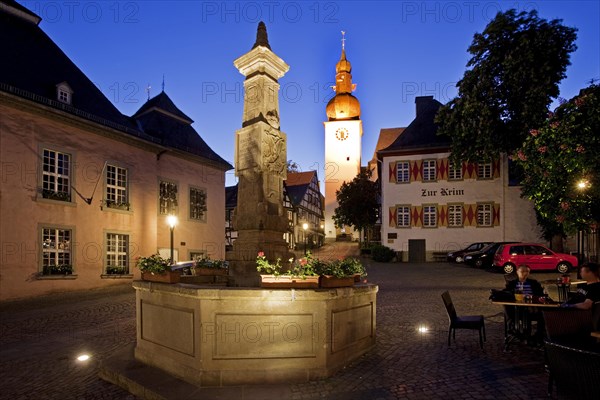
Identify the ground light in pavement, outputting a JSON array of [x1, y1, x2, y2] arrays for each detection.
[[76, 354, 91, 362], [417, 325, 429, 333]]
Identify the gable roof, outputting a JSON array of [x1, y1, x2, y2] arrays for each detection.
[[132, 92, 231, 168], [378, 96, 451, 156], [285, 171, 318, 206], [0, 1, 232, 171]]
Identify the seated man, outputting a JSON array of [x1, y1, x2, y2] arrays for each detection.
[[567, 262, 600, 310], [504, 265, 545, 343]]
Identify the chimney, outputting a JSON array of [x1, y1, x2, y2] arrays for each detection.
[[415, 96, 434, 117]]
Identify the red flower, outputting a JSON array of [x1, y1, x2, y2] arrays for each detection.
[[538, 146, 547, 153], [517, 150, 527, 161], [576, 145, 585, 153], [556, 215, 565, 223], [529, 129, 539, 137], [560, 202, 570, 211], [257, 251, 265, 257]]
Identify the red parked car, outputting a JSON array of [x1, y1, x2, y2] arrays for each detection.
[[492, 243, 578, 274]]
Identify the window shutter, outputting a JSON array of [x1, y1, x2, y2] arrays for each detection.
[[389, 206, 397, 227], [493, 203, 501, 226], [439, 204, 448, 227], [411, 205, 422, 227], [413, 160, 423, 182], [493, 159, 501, 178], [389, 162, 397, 183]]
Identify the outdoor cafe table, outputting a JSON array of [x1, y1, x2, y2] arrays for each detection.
[[541, 279, 587, 302], [492, 300, 560, 351]]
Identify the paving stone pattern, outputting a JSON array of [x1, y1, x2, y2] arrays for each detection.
[[0, 243, 577, 399]]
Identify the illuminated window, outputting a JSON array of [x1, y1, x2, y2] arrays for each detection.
[[396, 161, 410, 183], [159, 180, 178, 215], [42, 227, 72, 275], [42, 149, 71, 202], [423, 205, 437, 227], [106, 164, 128, 209], [478, 162, 492, 179], [477, 203, 493, 227], [423, 160, 437, 182], [190, 187, 207, 221], [448, 204, 463, 227], [448, 161, 462, 180], [106, 233, 129, 273], [396, 206, 411, 227]]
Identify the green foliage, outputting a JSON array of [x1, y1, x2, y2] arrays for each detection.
[[515, 84, 600, 235], [371, 244, 396, 263], [436, 9, 577, 163], [333, 170, 379, 242], [42, 264, 73, 275], [194, 256, 228, 269], [136, 254, 171, 274], [257, 252, 366, 279], [106, 265, 127, 274]]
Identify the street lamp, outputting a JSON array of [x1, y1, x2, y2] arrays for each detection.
[[302, 223, 308, 255], [167, 215, 178, 264], [576, 179, 591, 267]]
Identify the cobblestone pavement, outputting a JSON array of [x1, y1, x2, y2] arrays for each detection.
[[1, 243, 574, 399]]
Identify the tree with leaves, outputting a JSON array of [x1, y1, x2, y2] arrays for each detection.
[[333, 170, 379, 244], [436, 9, 577, 163], [515, 84, 600, 238]]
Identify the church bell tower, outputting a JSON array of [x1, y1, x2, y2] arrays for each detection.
[[324, 32, 362, 240]]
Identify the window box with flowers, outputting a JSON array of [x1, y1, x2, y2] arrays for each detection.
[[103, 199, 130, 211], [256, 252, 319, 288], [42, 264, 73, 275], [137, 254, 180, 283], [192, 257, 229, 276]]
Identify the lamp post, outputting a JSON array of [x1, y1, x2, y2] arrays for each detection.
[[167, 215, 178, 264], [576, 179, 591, 267], [302, 223, 308, 255]]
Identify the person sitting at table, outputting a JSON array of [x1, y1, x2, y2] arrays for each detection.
[[505, 265, 544, 296], [504, 265, 545, 343], [564, 262, 600, 310]]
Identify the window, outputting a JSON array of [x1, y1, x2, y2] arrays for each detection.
[[190, 187, 207, 221], [106, 233, 129, 274], [159, 180, 178, 215], [423, 205, 437, 227], [396, 206, 411, 227], [477, 203, 493, 227], [422, 160, 437, 182], [189, 251, 205, 261], [106, 164, 128, 209], [478, 162, 492, 179], [42, 149, 71, 202], [396, 161, 410, 183], [42, 228, 72, 275], [448, 161, 462, 180], [58, 89, 70, 104], [448, 204, 463, 227]]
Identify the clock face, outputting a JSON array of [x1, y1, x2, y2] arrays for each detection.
[[335, 127, 349, 141]]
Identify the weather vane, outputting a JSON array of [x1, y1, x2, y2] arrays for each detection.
[[146, 84, 151, 100], [341, 31, 346, 50], [162, 74, 165, 92]]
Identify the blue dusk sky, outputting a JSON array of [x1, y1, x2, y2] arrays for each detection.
[[19, 1, 600, 188]]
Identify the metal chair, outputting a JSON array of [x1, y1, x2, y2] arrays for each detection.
[[441, 291, 486, 349]]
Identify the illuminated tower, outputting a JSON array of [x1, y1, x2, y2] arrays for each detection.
[[323, 32, 362, 240]]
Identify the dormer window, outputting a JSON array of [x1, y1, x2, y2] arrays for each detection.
[[56, 82, 73, 105]]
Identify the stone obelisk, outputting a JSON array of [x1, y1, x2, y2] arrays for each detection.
[[227, 22, 291, 287]]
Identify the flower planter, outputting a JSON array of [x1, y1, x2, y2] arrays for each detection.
[[260, 274, 319, 289], [193, 267, 228, 276], [142, 271, 180, 283], [319, 275, 355, 288]]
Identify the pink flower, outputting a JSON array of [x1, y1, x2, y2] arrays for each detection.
[[538, 146, 547, 153], [517, 150, 527, 161], [556, 215, 565, 223], [576, 145, 585, 153], [560, 202, 570, 211], [257, 251, 265, 257], [529, 129, 539, 137]]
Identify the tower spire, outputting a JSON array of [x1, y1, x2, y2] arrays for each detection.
[[341, 30, 346, 50]]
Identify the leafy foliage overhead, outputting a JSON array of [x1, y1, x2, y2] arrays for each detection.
[[515, 84, 600, 235], [436, 9, 577, 163]]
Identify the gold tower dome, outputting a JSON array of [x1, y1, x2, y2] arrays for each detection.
[[326, 43, 360, 121]]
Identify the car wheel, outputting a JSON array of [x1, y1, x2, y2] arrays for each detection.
[[503, 263, 515, 274], [557, 262, 571, 274], [455, 256, 464, 263], [475, 259, 483, 267]]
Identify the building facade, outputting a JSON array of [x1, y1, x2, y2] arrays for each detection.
[[377, 96, 542, 261], [0, 1, 231, 300], [323, 37, 362, 240], [285, 171, 326, 249]]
